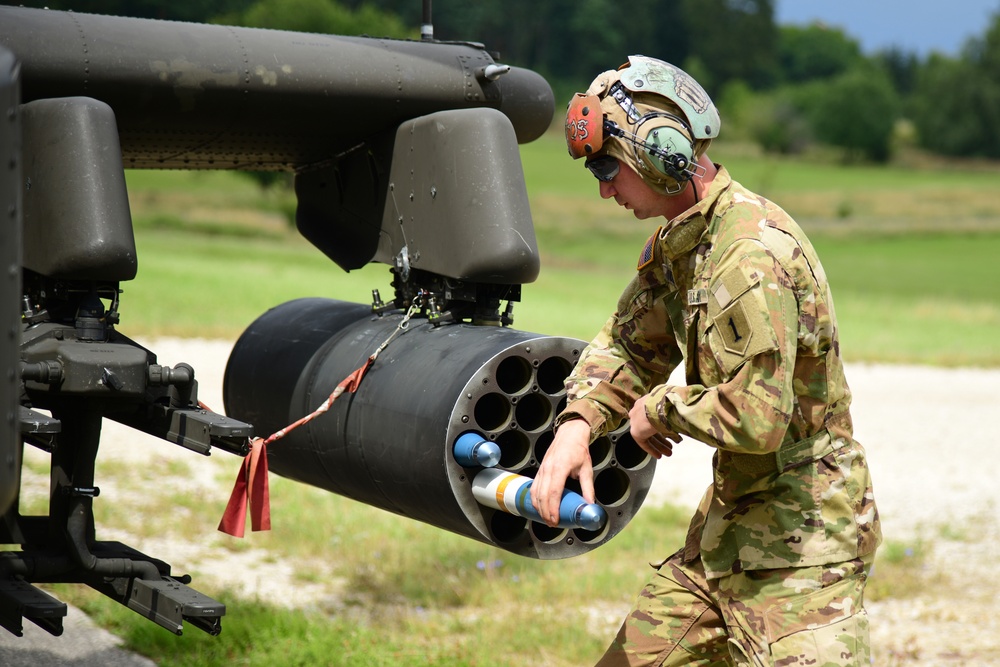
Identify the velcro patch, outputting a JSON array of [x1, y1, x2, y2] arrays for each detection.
[[660, 216, 708, 259], [713, 255, 761, 308]]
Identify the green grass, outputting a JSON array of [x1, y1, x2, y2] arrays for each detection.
[[114, 132, 1000, 366], [516, 133, 1000, 366], [813, 233, 1000, 366], [55, 584, 479, 667], [519, 131, 1000, 201], [57, 481, 690, 666], [126, 228, 387, 338], [124, 216, 1000, 369]]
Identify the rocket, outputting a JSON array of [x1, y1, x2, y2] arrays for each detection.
[[470, 468, 607, 533], [452, 432, 503, 468], [454, 431, 607, 532]]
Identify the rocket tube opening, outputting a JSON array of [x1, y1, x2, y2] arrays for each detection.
[[594, 467, 631, 507], [573, 520, 611, 545], [530, 521, 568, 544], [496, 430, 532, 470], [495, 355, 533, 395], [490, 510, 528, 543], [536, 356, 571, 395], [613, 430, 650, 470], [514, 393, 552, 432], [589, 435, 613, 469], [533, 430, 554, 465], [555, 395, 568, 418], [474, 392, 511, 431]]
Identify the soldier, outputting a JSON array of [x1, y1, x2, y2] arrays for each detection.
[[530, 56, 881, 666]]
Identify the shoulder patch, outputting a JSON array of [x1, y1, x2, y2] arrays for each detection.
[[717, 300, 752, 356], [637, 227, 660, 270], [707, 255, 777, 376]]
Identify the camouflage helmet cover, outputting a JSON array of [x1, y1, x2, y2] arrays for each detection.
[[566, 56, 721, 194]]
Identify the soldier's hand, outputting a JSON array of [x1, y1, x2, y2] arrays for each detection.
[[629, 395, 681, 459], [531, 418, 594, 527]]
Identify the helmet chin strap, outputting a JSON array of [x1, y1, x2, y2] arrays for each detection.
[[689, 164, 702, 206]]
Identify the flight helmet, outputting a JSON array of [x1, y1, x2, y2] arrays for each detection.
[[565, 55, 721, 194]]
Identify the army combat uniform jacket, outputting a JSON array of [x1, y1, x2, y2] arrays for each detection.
[[560, 166, 881, 579]]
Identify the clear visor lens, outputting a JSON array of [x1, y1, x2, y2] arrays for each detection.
[[586, 155, 619, 182]]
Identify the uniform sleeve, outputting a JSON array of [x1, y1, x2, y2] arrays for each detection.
[[645, 239, 799, 454], [559, 274, 682, 440]]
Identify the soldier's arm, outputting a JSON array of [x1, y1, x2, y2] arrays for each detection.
[[557, 275, 682, 442], [645, 239, 799, 454]]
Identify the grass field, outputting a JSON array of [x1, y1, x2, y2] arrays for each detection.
[[121, 132, 1000, 366], [33, 132, 1000, 665]]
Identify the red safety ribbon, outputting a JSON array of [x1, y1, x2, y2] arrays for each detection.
[[218, 356, 375, 537], [217, 436, 271, 537]]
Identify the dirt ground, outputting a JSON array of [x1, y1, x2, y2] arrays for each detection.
[[4, 338, 999, 665]]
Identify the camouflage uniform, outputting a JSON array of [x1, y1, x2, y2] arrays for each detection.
[[558, 166, 881, 665]]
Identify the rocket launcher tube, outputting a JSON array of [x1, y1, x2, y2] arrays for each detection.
[[471, 468, 607, 532], [453, 432, 502, 468]]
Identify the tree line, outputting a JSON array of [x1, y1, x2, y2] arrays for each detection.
[[5, 0, 1000, 163]]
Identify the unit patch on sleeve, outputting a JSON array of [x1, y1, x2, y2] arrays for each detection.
[[718, 299, 751, 356], [707, 254, 778, 375]]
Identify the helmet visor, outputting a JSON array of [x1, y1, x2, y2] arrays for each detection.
[[565, 93, 605, 158]]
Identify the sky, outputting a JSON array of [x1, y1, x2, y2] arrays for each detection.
[[774, 0, 1000, 56]]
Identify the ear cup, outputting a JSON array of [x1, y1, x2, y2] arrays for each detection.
[[639, 123, 694, 183]]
